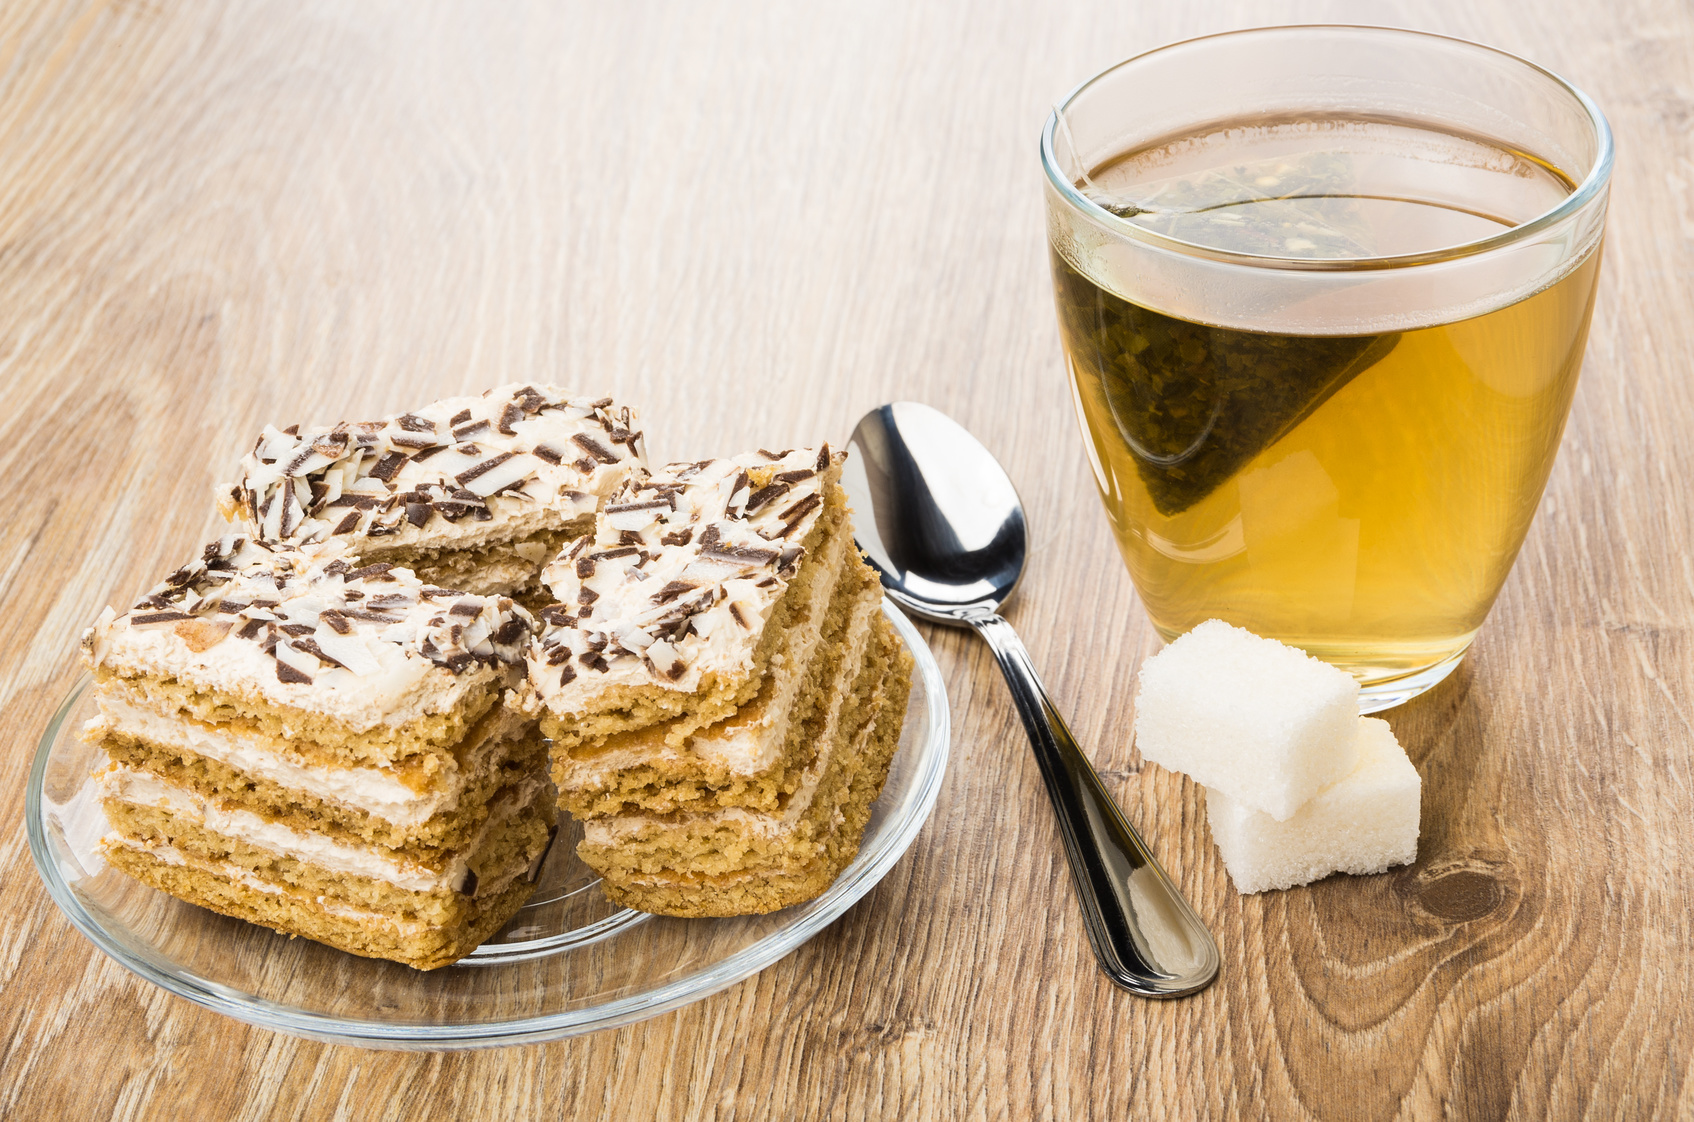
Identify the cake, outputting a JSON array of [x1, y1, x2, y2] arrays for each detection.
[[519, 447, 914, 917], [79, 534, 554, 970], [83, 384, 916, 953], [218, 384, 646, 598]]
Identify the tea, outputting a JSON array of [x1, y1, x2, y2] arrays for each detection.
[[1052, 117, 1602, 692]]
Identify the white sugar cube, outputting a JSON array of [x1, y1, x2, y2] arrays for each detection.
[[1134, 619, 1359, 820], [1206, 718, 1421, 894]]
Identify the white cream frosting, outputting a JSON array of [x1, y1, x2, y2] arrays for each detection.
[[100, 764, 546, 895], [526, 447, 842, 716], [218, 384, 645, 553], [81, 535, 532, 732]]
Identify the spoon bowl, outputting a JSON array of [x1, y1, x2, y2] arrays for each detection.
[[843, 405, 1025, 620]]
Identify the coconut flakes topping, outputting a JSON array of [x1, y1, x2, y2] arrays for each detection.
[[219, 384, 646, 547], [81, 535, 535, 687], [529, 446, 841, 697]]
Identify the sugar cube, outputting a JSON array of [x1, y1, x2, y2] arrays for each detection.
[[1134, 619, 1359, 820], [1206, 718, 1421, 894]]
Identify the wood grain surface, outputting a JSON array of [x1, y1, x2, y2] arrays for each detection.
[[1, 2, 1690, 1119]]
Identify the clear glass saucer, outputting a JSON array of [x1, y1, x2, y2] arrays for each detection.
[[27, 602, 949, 1049]]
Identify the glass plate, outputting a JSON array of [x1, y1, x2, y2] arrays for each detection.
[[27, 602, 949, 1049]]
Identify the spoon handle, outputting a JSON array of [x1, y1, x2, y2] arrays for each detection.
[[967, 613, 1219, 997]]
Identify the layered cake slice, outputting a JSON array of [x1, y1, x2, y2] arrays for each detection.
[[80, 535, 554, 970], [519, 447, 915, 916], [219, 384, 646, 597], [579, 606, 914, 917]]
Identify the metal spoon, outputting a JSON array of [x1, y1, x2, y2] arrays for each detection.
[[843, 402, 1219, 998]]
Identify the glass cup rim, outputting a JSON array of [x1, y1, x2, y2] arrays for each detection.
[[1040, 24, 1615, 273]]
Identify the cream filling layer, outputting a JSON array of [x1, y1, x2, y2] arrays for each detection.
[[103, 834, 429, 936], [583, 616, 890, 848], [687, 571, 877, 773], [93, 696, 529, 828], [100, 764, 546, 894]]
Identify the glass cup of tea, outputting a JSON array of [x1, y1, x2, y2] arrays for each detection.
[[1042, 26, 1613, 712]]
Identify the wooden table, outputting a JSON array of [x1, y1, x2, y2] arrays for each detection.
[[2, 2, 1689, 1118]]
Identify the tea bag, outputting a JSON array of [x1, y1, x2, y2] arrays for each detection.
[[1079, 144, 1381, 260], [1053, 254, 1399, 516], [1057, 125, 1405, 514]]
